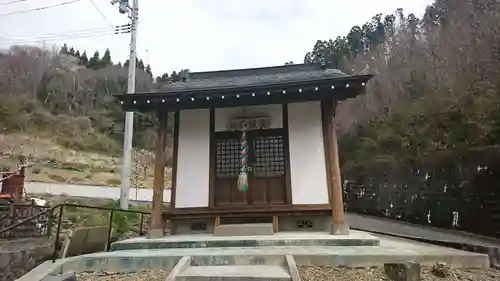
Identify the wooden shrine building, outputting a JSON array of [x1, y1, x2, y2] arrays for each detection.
[[115, 63, 372, 237]]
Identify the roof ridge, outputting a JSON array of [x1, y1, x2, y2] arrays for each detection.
[[188, 64, 344, 80]]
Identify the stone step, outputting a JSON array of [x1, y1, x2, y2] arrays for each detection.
[[175, 265, 291, 281], [110, 231, 381, 251], [214, 223, 274, 237]]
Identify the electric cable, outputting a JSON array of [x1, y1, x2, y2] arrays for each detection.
[[2, 27, 111, 39], [88, 0, 114, 29], [0, 24, 131, 44], [0, 0, 29, 6], [0, 30, 129, 44], [0, 0, 81, 17]]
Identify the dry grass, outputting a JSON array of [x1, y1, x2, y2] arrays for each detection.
[[0, 133, 171, 188]]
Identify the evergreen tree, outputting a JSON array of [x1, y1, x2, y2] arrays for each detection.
[[145, 64, 152, 77], [75, 50, 81, 58], [87, 50, 101, 69], [79, 51, 89, 65], [101, 48, 112, 67], [69, 47, 75, 56], [156, 73, 169, 83], [124, 58, 145, 70], [170, 71, 181, 83], [137, 59, 145, 70], [60, 44, 69, 54]]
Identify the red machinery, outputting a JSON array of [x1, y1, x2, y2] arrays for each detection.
[[0, 156, 28, 203]]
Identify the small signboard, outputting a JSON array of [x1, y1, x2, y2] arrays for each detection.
[[230, 117, 270, 131]]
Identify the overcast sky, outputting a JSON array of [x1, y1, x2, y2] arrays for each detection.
[[1, 0, 434, 76]]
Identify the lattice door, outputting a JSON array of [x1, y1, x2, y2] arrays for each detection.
[[252, 135, 285, 177], [216, 137, 241, 178], [214, 131, 288, 206]]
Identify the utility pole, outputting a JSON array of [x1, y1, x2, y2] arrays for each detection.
[[112, 0, 138, 210]]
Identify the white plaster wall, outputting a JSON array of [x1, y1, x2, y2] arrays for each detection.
[[175, 109, 210, 208], [215, 104, 283, 131], [288, 101, 329, 205]]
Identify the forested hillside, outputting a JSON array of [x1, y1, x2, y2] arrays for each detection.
[[307, 0, 500, 237], [303, 0, 500, 169], [0, 43, 185, 153], [0, 43, 181, 185]]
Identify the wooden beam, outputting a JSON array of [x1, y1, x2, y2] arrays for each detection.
[[321, 100, 349, 235], [170, 111, 180, 210], [282, 103, 293, 205], [149, 111, 169, 238], [208, 107, 216, 207], [273, 215, 279, 233], [321, 102, 334, 209]]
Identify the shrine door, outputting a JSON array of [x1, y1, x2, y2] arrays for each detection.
[[214, 129, 288, 207]]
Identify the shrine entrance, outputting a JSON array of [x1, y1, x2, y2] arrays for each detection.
[[214, 128, 288, 207]]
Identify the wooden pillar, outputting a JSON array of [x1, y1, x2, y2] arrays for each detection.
[[148, 111, 168, 238], [321, 100, 349, 235]]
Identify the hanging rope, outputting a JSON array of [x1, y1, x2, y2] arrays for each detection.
[[237, 129, 249, 191]]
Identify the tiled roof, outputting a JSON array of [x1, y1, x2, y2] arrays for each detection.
[[158, 63, 349, 93]]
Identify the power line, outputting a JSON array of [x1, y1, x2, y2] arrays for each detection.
[[2, 27, 111, 39], [0, 0, 81, 17], [0, 0, 30, 6], [0, 24, 131, 42], [88, 0, 114, 30], [0, 31, 127, 45], [0, 27, 130, 45]]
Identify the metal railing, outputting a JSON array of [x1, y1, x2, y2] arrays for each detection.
[[0, 203, 51, 236], [0, 203, 151, 261]]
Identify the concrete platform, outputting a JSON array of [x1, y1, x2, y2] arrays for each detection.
[[18, 232, 491, 281], [111, 230, 380, 251], [214, 223, 274, 237]]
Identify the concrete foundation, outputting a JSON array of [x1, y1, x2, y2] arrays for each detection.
[[214, 223, 274, 237], [18, 232, 491, 281]]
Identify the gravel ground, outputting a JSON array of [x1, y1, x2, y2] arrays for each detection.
[[297, 266, 500, 281], [72, 267, 500, 281], [76, 270, 168, 281]]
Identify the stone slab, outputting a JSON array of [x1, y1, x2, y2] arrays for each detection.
[[214, 223, 274, 237], [166, 256, 191, 281], [285, 255, 301, 281], [176, 265, 291, 281], [111, 230, 380, 251]]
